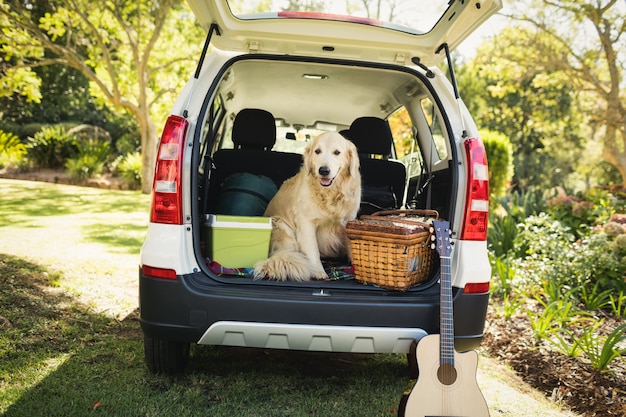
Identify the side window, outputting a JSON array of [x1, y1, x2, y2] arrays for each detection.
[[389, 106, 424, 178], [420, 97, 449, 161], [199, 94, 226, 174], [388, 106, 412, 157]]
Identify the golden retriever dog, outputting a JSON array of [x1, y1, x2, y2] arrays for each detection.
[[253, 131, 361, 281]]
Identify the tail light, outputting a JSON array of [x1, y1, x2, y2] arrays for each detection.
[[463, 282, 490, 294], [460, 137, 489, 240], [141, 265, 177, 280], [150, 115, 189, 225]]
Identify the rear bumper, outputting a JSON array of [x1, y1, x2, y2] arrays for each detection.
[[198, 321, 428, 353], [138, 270, 488, 353]]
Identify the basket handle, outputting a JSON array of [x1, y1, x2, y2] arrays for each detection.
[[368, 209, 440, 219]]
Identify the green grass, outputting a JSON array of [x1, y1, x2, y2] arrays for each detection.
[[0, 250, 409, 416], [0, 179, 409, 417], [0, 179, 580, 417]]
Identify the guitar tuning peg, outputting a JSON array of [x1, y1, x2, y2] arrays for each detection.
[[430, 235, 436, 241], [430, 243, 435, 250]]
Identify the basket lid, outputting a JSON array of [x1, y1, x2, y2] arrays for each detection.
[[346, 218, 428, 236]]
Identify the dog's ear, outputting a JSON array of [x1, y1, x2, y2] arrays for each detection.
[[302, 141, 317, 175], [346, 141, 360, 177], [303, 143, 314, 174]]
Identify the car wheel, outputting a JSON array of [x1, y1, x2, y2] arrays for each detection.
[[144, 335, 190, 374]]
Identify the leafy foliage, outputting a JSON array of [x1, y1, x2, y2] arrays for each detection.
[[64, 139, 110, 180], [481, 129, 514, 202], [116, 151, 142, 188], [488, 180, 626, 374], [0, 0, 205, 191], [25, 125, 78, 169], [576, 322, 626, 372], [526, 298, 587, 342], [547, 188, 623, 237], [0, 130, 26, 170], [506, 0, 626, 187], [488, 188, 547, 258], [458, 29, 586, 192]]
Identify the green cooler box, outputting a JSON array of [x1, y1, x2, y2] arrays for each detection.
[[205, 214, 272, 268]]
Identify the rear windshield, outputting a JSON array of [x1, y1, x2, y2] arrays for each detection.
[[226, 0, 451, 35]]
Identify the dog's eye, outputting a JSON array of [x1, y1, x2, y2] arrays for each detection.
[[314, 148, 321, 154], [334, 150, 341, 155]]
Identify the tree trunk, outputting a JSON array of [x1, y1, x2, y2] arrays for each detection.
[[137, 109, 157, 194], [601, 104, 626, 188]]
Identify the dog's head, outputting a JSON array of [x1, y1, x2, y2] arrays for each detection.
[[304, 131, 360, 188]]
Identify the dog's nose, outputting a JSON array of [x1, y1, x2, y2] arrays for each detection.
[[319, 166, 331, 176]]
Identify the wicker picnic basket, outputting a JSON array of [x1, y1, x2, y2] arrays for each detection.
[[346, 210, 439, 290]]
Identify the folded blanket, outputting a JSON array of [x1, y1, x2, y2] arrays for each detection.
[[206, 259, 355, 281]]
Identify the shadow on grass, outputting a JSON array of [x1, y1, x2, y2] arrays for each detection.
[[184, 346, 410, 416], [1, 254, 410, 417]]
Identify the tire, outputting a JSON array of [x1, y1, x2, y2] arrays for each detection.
[[144, 336, 190, 374]]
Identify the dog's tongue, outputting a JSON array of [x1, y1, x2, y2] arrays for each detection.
[[320, 178, 333, 187]]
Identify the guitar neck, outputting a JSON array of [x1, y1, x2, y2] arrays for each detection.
[[440, 255, 454, 366]]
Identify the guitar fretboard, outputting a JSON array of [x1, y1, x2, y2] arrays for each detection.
[[440, 255, 454, 367]]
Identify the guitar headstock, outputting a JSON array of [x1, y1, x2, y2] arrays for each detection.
[[431, 219, 452, 257]]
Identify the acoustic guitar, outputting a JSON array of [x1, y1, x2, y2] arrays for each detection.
[[398, 220, 490, 417]]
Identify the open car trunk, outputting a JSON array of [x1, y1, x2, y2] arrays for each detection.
[[190, 55, 457, 291]]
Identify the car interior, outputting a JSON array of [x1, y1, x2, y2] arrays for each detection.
[[193, 56, 455, 287]]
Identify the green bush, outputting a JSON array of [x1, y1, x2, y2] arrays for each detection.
[[481, 129, 514, 203], [513, 213, 580, 298], [26, 125, 78, 169], [64, 139, 110, 181], [488, 214, 517, 257], [116, 151, 142, 188], [577, 225, 626, 294], [0, 130, 27, 170], [114, 130, 141, 155], [546, 187, 623, 239], [65, 154, 105, 180], [576, 322, 626, 371], [488, 188, 546, 258], [513, 212, 626, 308]]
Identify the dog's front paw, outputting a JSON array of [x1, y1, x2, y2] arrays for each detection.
[[310, 268, 328, 280], [252, 265, 270, 281], [253, 253, 313, 282], [253, 260, 286, 281]]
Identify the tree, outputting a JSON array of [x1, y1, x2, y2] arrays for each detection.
[[0, 0, 204, 192], [458, 26, 586, 192], [0, 60, 137, 146], [504, 0, 626, 187]]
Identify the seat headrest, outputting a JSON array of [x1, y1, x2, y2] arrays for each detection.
[[338, 129, 352, 140], [232, 108, 276, 150], [348, 117, 393, 156]]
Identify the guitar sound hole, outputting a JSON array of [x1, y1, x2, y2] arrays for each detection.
[[437, 363, 457, 385]]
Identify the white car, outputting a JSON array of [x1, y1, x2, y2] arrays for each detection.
[[140, 0, 500, 373]]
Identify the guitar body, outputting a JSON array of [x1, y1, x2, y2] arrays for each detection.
[[402, 334, 490, 417]]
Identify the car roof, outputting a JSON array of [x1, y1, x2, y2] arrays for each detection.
[[214, 59, 427, 132], [187, 0, 502, 66]]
